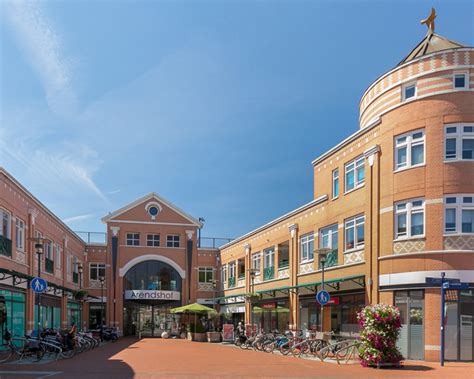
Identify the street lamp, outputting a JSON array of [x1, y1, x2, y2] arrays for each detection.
[[34, 240, 43, 336], [317, 248, 332, 333], [99, 276, 105, 339], [77, 263, 83, 331], [248, 268, 258, 336], [211, 279, 218, 331]]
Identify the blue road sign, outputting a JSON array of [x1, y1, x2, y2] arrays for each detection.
[[426, 277, 460, 286], [31, 277, 47, 294], [443, 282, 469, 290], [316, 290, 330, 306]]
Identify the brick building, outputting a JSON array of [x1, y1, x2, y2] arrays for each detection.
[[218, 23, 474, 362]]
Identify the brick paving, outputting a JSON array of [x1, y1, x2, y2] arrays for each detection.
[[0, 337, 472, 379]]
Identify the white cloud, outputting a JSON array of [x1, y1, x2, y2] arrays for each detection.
[[2, 0, 78, 117], [63, 213, 96, 223]]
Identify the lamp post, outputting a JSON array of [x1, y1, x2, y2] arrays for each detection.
[[211, 279, 217, 331], [77, 263, 83, 330], [317, 248, 331, 333], [34, 240, 44, 336], [99, 276, 105, 339], [198, 217, 205, 248], [248, 268, 257, 336]]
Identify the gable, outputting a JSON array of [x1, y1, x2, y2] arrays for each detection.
[[102, 193, 202, 227]]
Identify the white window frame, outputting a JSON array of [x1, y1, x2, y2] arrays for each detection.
[[89, 263, 106, 281], [228, 262, 236, 278], [0, 208, 11, 239], [345, 156, 365, 193], [166, 234, 180, 248], [444, 124, 474, 162], [453, 71, 469, 90], [263, 247, 275, 268], [319, 224, 338, 251], [198, 267, 214, 284], [251, 252, 261, 274], [394, 198, 425, 240], [394, 129, 425, 171], [344, 214, 365, 252], [67, 252, 71, 274], [221, 265, 227, 288], [444, 194, 474, 235], [15, 218, 25, 251], [44, 239, 54, 260], [402, 81, 417, 101], [146, 234, 160, 247], [300, 233, 314, 263], [55, 244, 61, 269], [72, 256, 79, 273], [332, 168, 339, 199], [126, 233, 140, 246]]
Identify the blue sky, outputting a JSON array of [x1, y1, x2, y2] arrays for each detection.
[[1, 0, 473, 241]]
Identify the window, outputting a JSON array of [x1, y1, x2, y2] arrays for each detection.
[[67, 252, 71, 273], [221, 265, 227, 287], [147, 234, 160, 247], [166, 235, 180, 248], [263, 247, 275, 268], [345, 156, 365, 192], [55, 244, 61, 269], [198, 267, 213, 283], [15, 218, 25, 251], [300, 233, 314, 262], [126, 233, 140, 246], [445, 125, 474, 161], [228, 262, 236, 278], [402, 82, 416, 101], [444, 195, 474, 234], [395, 199, 425, 239], [0, 208, 11, 238], [252, 253, 261, 273], [332, 169, 339, 198], [319, 224, 338, 252], [90, 263, 106, 281], [453, 72, 468, 89], [394, 130, 425, 170], [44, 239, 53, 260], [345, 215, 365, 251], [72, 256, 78, 273]]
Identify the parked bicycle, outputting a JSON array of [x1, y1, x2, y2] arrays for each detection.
[[0, 328, 45, 363]]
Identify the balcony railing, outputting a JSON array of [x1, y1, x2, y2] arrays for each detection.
[[319, 249, 338, 269], [0, 235, 12, 257], [278, 261, 289, 269], [198, 237, 234, 249], [228, 276, 236, 288], [45, 258, 54, 273], [238, 273, 245, 279], [74, 231, 107, 244], [263, 266, 274, 281], [73, 272, 79, 284]]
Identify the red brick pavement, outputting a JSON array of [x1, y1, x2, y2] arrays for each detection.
[[0, 337, 472, 379]]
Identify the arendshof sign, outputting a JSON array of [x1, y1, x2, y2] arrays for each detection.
[[124, 290, 180, 301]]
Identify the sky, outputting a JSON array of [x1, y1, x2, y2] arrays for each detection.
[[0, 0, 473, 243]]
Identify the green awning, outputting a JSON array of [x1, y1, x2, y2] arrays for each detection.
[[170, 303, 217, 315], [256, 285, 293, 294]]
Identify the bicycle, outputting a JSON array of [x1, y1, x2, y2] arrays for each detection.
[[0, 329, 45, 363]]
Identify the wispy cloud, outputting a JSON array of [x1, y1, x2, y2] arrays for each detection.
[[2, 1, 77, 117], [63, 213, 96, 223], [107, 189, 121, 195]]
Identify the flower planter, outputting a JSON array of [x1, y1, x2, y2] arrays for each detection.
[[207, 331, 221, 343], [187, 332, 207, 342]]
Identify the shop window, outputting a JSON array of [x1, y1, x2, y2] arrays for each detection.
[[444, 124, 474, 161], [0, 290, 26, 343], [147, 234, 160, 247], [445, 195, 474, 234], [345, 156, 365, 193], [319, 224, 338, 268], [90, 263, 106, 281], [252, 253, 261, 274], [0, 208, 11, 239], [126, 233, 140, 246], [344, 214, 365, 251], [394, 129, 425, 171], [395, 198, 425, 239], [332, 169, 339, 199], [198, 267, 213, 283], [166, 235, 180, 248], [453, 72, 468, 89], [300, 233, 314, 263], [402, 82, 416, 101], [15, 218, 25, 251]]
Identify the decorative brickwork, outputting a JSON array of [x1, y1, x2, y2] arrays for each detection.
[[278, 268, 290, 279], [444, 235, 474, 250], [393, 239, 426, 254], [298, 262, 314, 275], [344, 249, 364, 264]]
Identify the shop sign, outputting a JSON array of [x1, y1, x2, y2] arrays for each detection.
[[261, 303, 276, 309], [223, 324, 234, 342], [326, 296, 340, 305], [124, 290, 180, 301]]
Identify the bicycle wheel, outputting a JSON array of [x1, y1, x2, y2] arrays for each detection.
[[263, 341, 275, 353], [279, 341, 291, 355], [0, 344, 13, 363], [60, 347, 76, 359], [25, 345, 46, 362], [316, 340, 329, 361], [291, 342, 305, 357]]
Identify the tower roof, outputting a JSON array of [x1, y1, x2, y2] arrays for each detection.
[[398, 32, 466, 65]]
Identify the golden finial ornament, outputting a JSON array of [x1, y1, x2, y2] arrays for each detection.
[[421, 8, 436, 34]]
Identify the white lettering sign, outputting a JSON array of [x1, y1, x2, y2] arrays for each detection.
[[124, 290, 181, 301]]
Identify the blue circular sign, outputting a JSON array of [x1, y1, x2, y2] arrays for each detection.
[[316, 290, 330, 306], [31, 277, 47, 294]]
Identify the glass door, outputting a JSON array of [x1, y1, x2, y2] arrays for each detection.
[[395, 290, 424, 360], [139, 306, 153, 337]]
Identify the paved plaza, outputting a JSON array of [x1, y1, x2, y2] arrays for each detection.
[[0, 337, 472, 379]]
